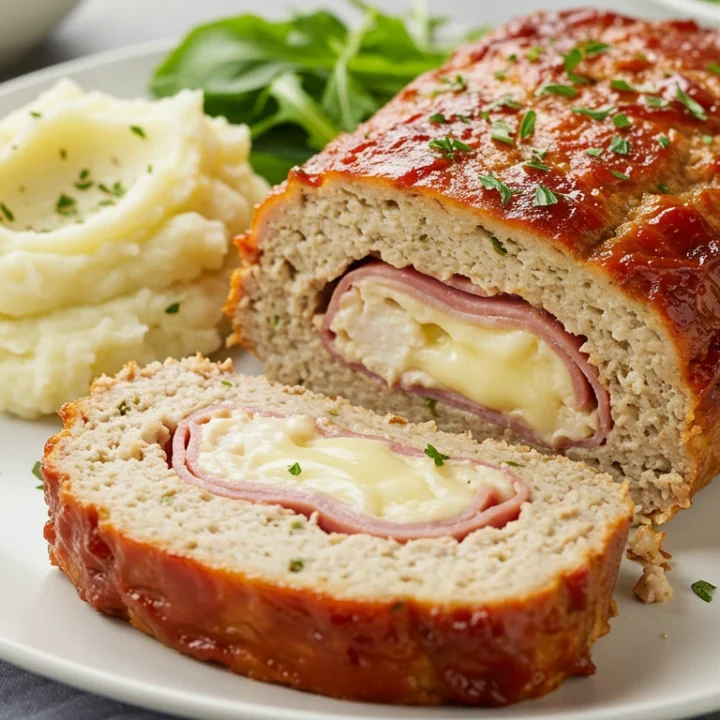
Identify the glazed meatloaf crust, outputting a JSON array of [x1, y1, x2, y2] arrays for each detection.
[[229, 9, 720, 527], [42, 355, 632, 706]]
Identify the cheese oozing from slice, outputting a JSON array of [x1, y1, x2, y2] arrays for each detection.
[[195, 410, 514, 524], [328, 281, 599, 446]]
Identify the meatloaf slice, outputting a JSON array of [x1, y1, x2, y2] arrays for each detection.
[[228, 9, 720, 528], [42, 355, 631, 706]]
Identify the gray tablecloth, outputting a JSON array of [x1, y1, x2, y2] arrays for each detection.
[[1, 0, 718, 718]]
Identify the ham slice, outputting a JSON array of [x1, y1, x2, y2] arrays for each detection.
[[172, 405, 530, 542], [320, 262, 612, 450]]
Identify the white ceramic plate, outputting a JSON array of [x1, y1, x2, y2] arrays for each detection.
[[646, 0, 720, 25], [0, 40, 719, 720]]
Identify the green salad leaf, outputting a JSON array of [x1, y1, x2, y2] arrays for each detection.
[[150, 2, 488, 184]]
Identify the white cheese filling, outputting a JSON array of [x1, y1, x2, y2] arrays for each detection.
[[328, 281, 599, 446], [195, 410, 514, 524]]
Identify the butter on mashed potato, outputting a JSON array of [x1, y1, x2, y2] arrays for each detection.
[[0, 80, 268, 418]]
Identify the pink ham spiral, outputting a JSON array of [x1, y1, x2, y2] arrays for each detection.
[[320, 262, 612, 450], [172, 405, 530, 542]]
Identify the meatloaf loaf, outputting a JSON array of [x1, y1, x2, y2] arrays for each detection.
[[228, 9, 720, 527], [42, 355, 632, 706]]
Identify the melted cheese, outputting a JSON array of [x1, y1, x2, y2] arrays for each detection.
[[329, 281, 599, 446], [195, 410, 513, 524]]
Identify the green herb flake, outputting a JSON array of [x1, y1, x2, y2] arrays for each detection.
[[563, 48, 583, 75], [612, 113, 632, 128], [611, 170, 630, 180], [429, 112, 448, 124], [479, 173, 518, 206], [272, 314, 280, 327], [59, 149, 67, 160], [436, 74, 468, 94], [676, 85, 707, 121], [0, 203, 14, 222], [703, 134, 713, 145], [527, 45, 544, 62], [708, 62, 720, 75], [582, 41, 612, 56], [55, 193, 77, 216], [32, 461, 42, 481], [424, 397, 438, 416], [610, 79, 636, 92], [519, 109, 536, 139], [165, 302, 181, 315], [221, 380, 232, 387], [118, 400, 130, 416], [658, 183, 671, 194], [490, 119, 514, 146], [691, 580, 716, 603], [503, 460, 525, 467], [657, 134, 671, 149], [30, 111, 42, 118], [288, 462, 302, 476], [130, 125, 147, 139], [456, 113, 471, 123], [74, 180, 93, 190], [540, 84, 578, 97], [147, 164, 153, 173], [585, 148, 603, 157], [534, 184, 559, 206], [494, 70, 507, 81], [645, 95, 669, 108], [572, 105, 615, 121], [291, 520, 304, 530], [111, 181, 126, 198], [428, 134, 474, 160], [486, 94, 522, 111], [490, 234, 508, 256], [97, 199, 115, 207], [288, 558, 305, 572], [424, 443, 450, 467], [609, 134, 631, 155], [524, 157, 551, 172]]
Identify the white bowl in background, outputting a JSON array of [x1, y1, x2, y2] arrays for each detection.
[[648, 0, 720, 24], [0, 0, 81, 69]]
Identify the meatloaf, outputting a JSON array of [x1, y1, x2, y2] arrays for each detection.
[[228, 9, 720, 527], [42, 355, 632, 706]]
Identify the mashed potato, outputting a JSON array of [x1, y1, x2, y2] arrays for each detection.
[[0, 80, 268, 417]]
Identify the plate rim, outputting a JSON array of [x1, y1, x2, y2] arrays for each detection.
[[0, 33, 719, 720], [647, 0, 720, 23]]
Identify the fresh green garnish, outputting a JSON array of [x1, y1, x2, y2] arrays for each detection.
[[55, 193, 77, 217], [150, 5, 486, 184], [503, 460, 525, 467], [424, 397, 438, 416], [456, 113, 471, 123], [585, 147, 603, 157], [609, 134, 631, 155], [424, 443, 449, 467], [691, 580, 716, 603], [527, 45, 544, 62], [610, 79, 636, 92], [490, 119, 514, 145], [130, 125, 147, 139], [540, 84, 577, 97], [165, 302, 181, 314], [658, 183, 670, 194], [32, 461, 42, 481], [524, 157, 551, 172], [221, 380, 232, 387], [30, 111, 42, 118], [111, 181, 126, 198], [489, 234, 507, 256], [291, 520, 304, 530], [288, 462, 302, 476], [0, 203, 14, 222], [676, 85, 707, 121], [611, 170, 630, 180], [272, 314, 280, 326], [479, 173, 518, 206], [703, 135, 713, 144], [519, 109, 536, 139], [708, 62, 720, 75], [288, 558, 305, 572], [571, 105, 614, 121], [534, 184, 558, 206], [429, 134, 473, 160], [147, 164, 153, 173], [612, 113, 632, 128], [485, 94, 521, 111], [645, 95, 669, 108], [657, 134, 670, 149], [581, 41, 612, 56], [74, 180, 93, 190], [429, 112, 448, 124]]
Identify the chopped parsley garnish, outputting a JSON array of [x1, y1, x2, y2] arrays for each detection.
[[98, 183, 112, 194], [291, 520, 304, 530], [610, 79, 636, 92], [0, 203, 14, 222], [55, 193, 77, 216], [519, 109, 536, 139], [611, 170, 630, 180], [479, 173, 518, 205], [428, 135, 474, 160], [691, 580, 716, 603], [485, 94, 521, 111], [130, 125, 147, 139], [657, 134, 670, 149], [288, 462, 302, 476], [165, 302, 181, 314], [708, 62, 720, 75], [609, 134, 631, 155], [563, 48, 583, 74], [585, 148, 603, 157], [703, 134, 713, 144], [221, 380, 232, 387], [524, 157, 551, 172], [658, 183, 671, 194], [456, 113, 471, 123], [112, 181, 126, 198], [490, 234, 508, 256], [97, 199, 115, 207], [74, 169, 93, 190], [676, 85, 707, 121], [571, 105, 615, 121], [645, 95, 669, 108], [582, 41, 612, 56], [429, 112, 448, 124], [435, 74, 468, 93], [527, 45, 544, 62], [534, 184, 559, 206], [502, 460, 525, 467], [75, 181, 93, 190], [612, 113, 632, 128], [118, 400, 130, 416], [540, 84, 578, 97], [424, 443, 450, 467], [272, 314, 281, 326], [147, 164, 153, 173], [79, 168, 90, 180], [288, 558, 305, 572], [30, 111, 42, 118], [424, 397, 438, 416], [490, 120, 514, 145], [32, 461, 42, 481]]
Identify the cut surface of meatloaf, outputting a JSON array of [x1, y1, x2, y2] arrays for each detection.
[[42, 355, 632, 706], [229, 9, 720, 526]]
